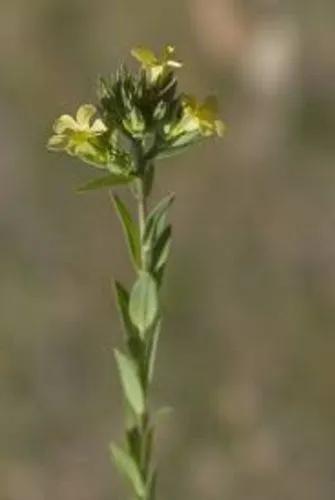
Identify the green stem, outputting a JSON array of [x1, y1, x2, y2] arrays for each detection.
[[137, 177, 147, 270], [135, 174, 153, 499]]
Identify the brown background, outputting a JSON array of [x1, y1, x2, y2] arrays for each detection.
[[1, 1, 335, 499]]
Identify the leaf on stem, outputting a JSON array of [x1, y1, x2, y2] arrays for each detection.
[[114, 349, 145, 417], [114, 281, 137, 337], [76, 173, 132, 193], [151, 225, 172, 272], [129, 271, 159, 338], [110, 442, 146, 498], [147, 320, 161, 383], [144, 193, 175, 245], [112, 194, 141, 269]]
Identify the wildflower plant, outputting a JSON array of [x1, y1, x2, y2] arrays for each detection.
[[48, 45, 224, 500]]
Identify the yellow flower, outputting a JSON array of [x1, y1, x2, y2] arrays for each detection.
[[179, 95, 225, 137], [48, 104, 107, 156], [131, 45, 182, 82]]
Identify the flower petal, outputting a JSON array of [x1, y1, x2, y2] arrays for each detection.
[[53, 114, 78, 134], [90, 118, 107, 134], [76, 104, 97, 128], [74, 141, 98, 157], [163, 46, 183, 68], [167, 60, 183, 68], [131, 47, 157, 66], [47, 134, 68, 151], [215, 119, 226, 137]]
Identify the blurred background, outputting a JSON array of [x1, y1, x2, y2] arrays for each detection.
[[1, 1, 335, 499]]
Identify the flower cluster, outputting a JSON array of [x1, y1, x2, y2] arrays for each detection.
[[47, 45, 225, 191]]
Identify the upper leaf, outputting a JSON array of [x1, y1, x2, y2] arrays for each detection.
[[114, 349, 145, 417], [147, 319, 162, 384], [112, 194, 141, 269], [76, 173, 132, 193], [151, 224, 172, 272], [129, 271, 158, 337], [144, 193, 175, 246]]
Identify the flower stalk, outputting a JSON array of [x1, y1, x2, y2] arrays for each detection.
[[47, 44, 224, 500]]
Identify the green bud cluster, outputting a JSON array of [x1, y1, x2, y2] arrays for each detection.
[[48, 45, 224, 193]]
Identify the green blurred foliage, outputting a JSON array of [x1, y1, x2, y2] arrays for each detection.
[[1, 1, 335, 499]]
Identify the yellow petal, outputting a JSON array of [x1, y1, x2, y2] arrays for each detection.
[[76, 104, 97, 128], [164, 45, 176, 56], [131, 47, 157, 66], [90, 118, 107, 134], [167, 60, 183, 68], [53, 114, 77, 134], [47, 134, 68, 151], [215, 119, 226, 137], [163, 45, 182, 67]]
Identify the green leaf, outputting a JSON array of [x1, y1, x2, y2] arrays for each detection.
[[112, 194, 141, 269], [151, 225, 172, 272], [144, 193, 175, 245], [114, 281, 136, 337], [110, 443, 146, 498], [76, 173, 131, 193], [126, 426, 141, 463], [129, 272, 158, 337], [114, 349, 145, 416], [114, 281, 143, 360], [156, 143, 192, 160], [147, 320, 161, 383]]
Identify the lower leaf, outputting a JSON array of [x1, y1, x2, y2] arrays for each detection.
[[110, 443, 146, 498]]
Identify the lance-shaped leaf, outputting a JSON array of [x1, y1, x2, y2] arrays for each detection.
[[114, 349, 145, 416], [144, 193, 175, 247], [126, 426, 141, 464], [156, 143, 194, 160], [114, 280, 137, 337], [114, 280, 143, 360], [147, 320, 161, 383], [129, 271, 158, 337], [151, 225, 172, 272], [112, 194, 141, 269], [76, 172, 132, 193], [110, 443, 146, 498]]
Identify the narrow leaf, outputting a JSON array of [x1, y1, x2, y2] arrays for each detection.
[[151, 225, 172, 272], [156, 143, 192, 160], [114, 281, 143, 360], [129, 272, 158, 337], [76, 173, 131, 193], [110, 443, 146, 498], [126, 426, 141, 463], [144, 193, 175, 245], [112, 194, 141, 269], [114, 280, 136, 337], [114, 349, 145, 416], [147, 320, 161, 383]]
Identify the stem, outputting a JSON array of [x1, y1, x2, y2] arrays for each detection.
[[137, 177, 148, 270], [135, 174, 153, 499]]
